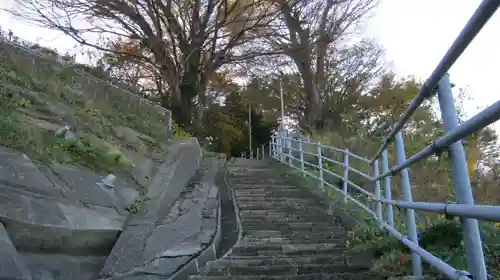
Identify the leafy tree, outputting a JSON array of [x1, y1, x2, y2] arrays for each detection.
[[203, 89, 277, 157], [10, 0, 281, 128], [264, 0, 379, 128]]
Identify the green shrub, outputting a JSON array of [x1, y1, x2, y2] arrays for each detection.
[[172, 121, 193, 139]]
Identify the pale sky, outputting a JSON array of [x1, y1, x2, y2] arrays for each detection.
[[366, 0, 500, 119], [1, 0, 499, 129]]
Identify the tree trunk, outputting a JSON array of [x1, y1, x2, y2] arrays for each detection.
[[195, 86, 208, 138], [169, 93, 193, 129], [303, 78, 323, 130], [169, 67, 200, 128]]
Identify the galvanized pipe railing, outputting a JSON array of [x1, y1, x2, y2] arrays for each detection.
[[270, 134, 500, 280], [269, 2, 500, 279], [371, 0, 500, 164]]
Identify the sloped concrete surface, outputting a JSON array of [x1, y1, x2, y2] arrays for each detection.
[[0, 137, 220, 280], [20, 253, 106, 280], [99, 155, 223, 279], [99, 138, 222, 279], [140, 157, 220, 275], [0, 137, 200, 279], [0, 147, 132, 254], [0, 149, 64, 197]]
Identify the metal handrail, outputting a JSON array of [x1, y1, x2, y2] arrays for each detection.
[[371, 0, 500, 163], [270, 135, 499, 280], [269, 2, 500, 279]]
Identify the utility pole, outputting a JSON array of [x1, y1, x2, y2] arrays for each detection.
[[279, 78, 285, 129], [248, 103, 252, 159]]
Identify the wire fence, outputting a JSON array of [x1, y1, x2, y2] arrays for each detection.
[[0, 33, 172, 137], [0, 32, 173, 169]]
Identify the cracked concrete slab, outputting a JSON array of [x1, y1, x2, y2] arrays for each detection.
[[100, 141, 221, 279], [100, 139, 203, 277], [139, 156, 220, 276]]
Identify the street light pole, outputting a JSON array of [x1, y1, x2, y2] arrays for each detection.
[[248, 103, 252, 159], [279, 78, 285, 128]]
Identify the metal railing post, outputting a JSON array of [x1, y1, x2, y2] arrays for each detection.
[[288, 138, 292, 166], [269, 139, 273, 158], [395, 132, 422, 277], [299, 139, 305, 176], [381, 149, 395, 228], [317, 143, 324, 191], [279, 136, 284, 162], [373, 159, 383, 224], [343, 150, 349, 203], [437, 73, 487, 280]]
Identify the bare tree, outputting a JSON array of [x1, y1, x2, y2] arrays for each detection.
[[267, 0, 378, 129], [9, 0, 282, 128]]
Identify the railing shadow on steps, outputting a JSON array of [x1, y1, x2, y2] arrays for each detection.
[[267, 1, 500, 280]]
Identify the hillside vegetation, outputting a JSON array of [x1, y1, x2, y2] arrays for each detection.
[[3, 0, 500, 278], [0, 38, 174, 173]]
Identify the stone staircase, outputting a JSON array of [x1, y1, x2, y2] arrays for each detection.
[[190, 160, 382, 280]]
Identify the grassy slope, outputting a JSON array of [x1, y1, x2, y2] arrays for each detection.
[[0, 40, 172, 172]]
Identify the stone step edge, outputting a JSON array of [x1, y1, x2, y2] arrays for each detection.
[[189, 271, 382, 280], [203, 256, 368, 267], [201, 262, 371, 276], [230, 243, 347, 254]]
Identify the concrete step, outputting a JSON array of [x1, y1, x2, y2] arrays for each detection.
[[235, 193, 308, 198], [211, 254, 354, 266], [242, 230, 346, 240], [229, 179, 289, 185], [239, 209, 329, 215], [201, 261, 370, 276], [234, 189, 306, 194], [232, 184, 298, 189], [230, 243, 345, 257], [237, 204, 327, 211], [241, 236, 345, 245], [234, 188, 308, 194], [190, 272, 384, 280], [239, 210, 331, 218], [240, 221, 337, 230], [236, 199, 323, 206], [188, 162, 379, 280], [239, 215, 334, 223], [240, 224, 337, 233]]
